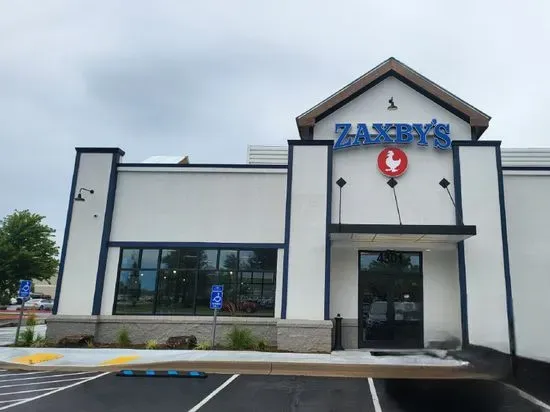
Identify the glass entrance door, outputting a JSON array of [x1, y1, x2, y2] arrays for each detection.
[[358, 251, 423, 348]]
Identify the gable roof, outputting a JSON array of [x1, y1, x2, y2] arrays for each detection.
[[296, 57, 491, 140]]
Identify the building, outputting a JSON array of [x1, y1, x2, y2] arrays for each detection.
[[50, 58, 550, 374], [33, 272, 58, 299]]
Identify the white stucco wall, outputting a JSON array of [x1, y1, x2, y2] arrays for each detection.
[[423, 249, 461, 346], [57, 152, 115, 316], [332, 144, 455, 225], [330, 246, 358, 319], [286, 145, 329, 320], [504, 173, 550, 362], [330, 246, 461, 347], [313, 77, 472, 141], [111, 168, 286, 244], [459, 146, 510, 354], [315, 77, 465, 226], [100, 247, 121, 316], [275, 248, 284, 318]]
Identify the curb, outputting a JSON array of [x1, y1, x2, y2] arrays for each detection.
[[0, 360, 497, 380]]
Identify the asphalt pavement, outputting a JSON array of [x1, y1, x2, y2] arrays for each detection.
[[0, 369, 547, 411]]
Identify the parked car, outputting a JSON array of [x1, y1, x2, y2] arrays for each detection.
[[25, 299, 54, 311]]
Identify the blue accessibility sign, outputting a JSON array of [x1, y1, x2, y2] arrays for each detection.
[[18, 280, 32, 298], [209, 285, 224, 310]]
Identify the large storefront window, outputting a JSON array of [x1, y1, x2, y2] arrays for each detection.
[[114, 247, 277, 317]]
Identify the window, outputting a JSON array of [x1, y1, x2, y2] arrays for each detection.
[[114, 247, 278, 317]]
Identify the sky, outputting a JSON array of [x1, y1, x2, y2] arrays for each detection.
[[1, 0, 549, 248]]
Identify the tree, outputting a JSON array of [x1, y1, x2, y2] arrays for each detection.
[[0, 210, 59, 304]]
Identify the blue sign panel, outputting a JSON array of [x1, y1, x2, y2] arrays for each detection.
[[18, 280, 32, 298], [333, 119, 452, 151], [209, 285, 224, 310]]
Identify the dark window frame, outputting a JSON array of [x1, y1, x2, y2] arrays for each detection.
[[113, 247, 278, 317]]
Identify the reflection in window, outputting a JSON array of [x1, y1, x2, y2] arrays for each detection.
[[219, 250, 237, 270], [200, 250, 218, 270], [114, 248, 277, 317], [141, 249, 159, 269], [114, 270, 157, 315], [121, 249, 140, 269], [156, 270, 195, 315], [195, 270, 218, 315]]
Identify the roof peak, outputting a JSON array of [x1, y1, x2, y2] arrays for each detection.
[[296, 57, 490, 140]]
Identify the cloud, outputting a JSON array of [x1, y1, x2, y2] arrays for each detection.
[[0, 0, 549, 245]]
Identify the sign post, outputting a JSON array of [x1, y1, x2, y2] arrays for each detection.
[[14, 280, 32, 345], [209, 285, 224, 348]]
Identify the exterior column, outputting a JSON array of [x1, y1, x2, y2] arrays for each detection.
[[455, 141, 515, 355], [278, 140, 333, 352], [53, 148, 125, 316]]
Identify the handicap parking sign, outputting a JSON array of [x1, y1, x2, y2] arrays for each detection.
[[18, 280, 32, 298], [209, 285, 224, 310]]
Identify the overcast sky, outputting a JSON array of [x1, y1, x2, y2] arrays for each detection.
[[1, 0, 549, 247]]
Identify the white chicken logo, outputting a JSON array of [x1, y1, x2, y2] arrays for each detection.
[[377, 147, 408, 177], [385, 149, 402, 173]]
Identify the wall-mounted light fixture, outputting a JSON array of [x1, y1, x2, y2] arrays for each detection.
[[387, 97, 398, 111], [386, 177, 402, 224], [439, 178, 462, 224], [336, 177, 347, 228], [74, 187, 94, 202]]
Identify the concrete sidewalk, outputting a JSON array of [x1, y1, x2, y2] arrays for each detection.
[[0, 347, 496, 379]]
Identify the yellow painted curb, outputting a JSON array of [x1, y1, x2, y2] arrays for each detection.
[[100, 355, 140, 366], [11, 353, 63, 365]]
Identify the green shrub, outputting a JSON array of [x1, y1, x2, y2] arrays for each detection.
[[116, 328, 131, 347], [86, 338, 95, 348], [31, 335, 47, 348], [225, 326, 256, 350], [18, 328, 35, 347], [145, 339, 158, 350], [256, 339, 267, 352], [195, 341, 211, 350], [25, 313, 37, 327]]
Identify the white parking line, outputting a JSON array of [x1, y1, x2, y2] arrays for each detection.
[[0, 372, 109, 411], [0, 387, 59, 397], [0, 377, 93, 389], [188, 374, 240, 412], [0, 372, 93, 383], [503, 383, 550, 411], [368, 377, 382, 412], [0, 372, 52, 378]]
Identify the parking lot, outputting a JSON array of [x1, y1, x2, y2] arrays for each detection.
[[0, 369, 548, 411]]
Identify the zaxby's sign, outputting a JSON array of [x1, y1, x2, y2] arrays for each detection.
[[333, 119, 451, 150]]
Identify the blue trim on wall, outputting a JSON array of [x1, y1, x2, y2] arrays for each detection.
[[452, 140, 501, 147], [108, 241, 285, 249], [52, 152, 82, 315], [324, 147, 333, 320], [452, 144, 469, 346], [91, 151, 124, 315], [281, 145, 295, 319], [76, 147, 125, 156], [503, 166, 550, 171], [495, 146, 517, 357], [288, 139, 334, 146], [119, 163, 287, 169]]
